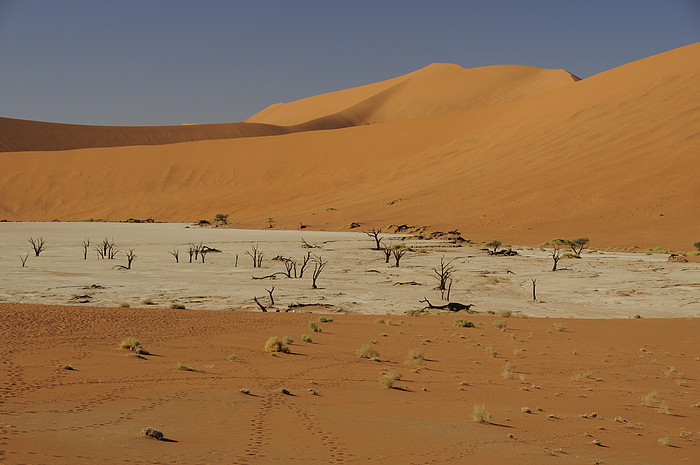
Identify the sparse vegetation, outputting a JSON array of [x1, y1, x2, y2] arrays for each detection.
[[227, 354, 237, 361], [358, 344, 379, 359], [282, 336, 294, 344], [176, 362, 199, 372], [308, 321, 322, 333], [379, 371, 402, 388], [502, 361, 514, 379], [659, 401, 671, 415], [318, 316, 334, 323], [642, 391, 657, 406], [407, 349, 425, 365], [214, 213, 228, 224], [658, 437, 671, 446], [169, 303, 186, 309], [542, 238, 566, 271], [301, 334, 312, 343], [140, 427, 164, 440], [454, 319, 474, 327], [485, 346, 497, 357], [694, 241, 700, 252], [119, 302, 130, 308], [28, 237, 46, 256], [141, 298, 154, 305], [564, 238, 590, 257], [493, 319, 507, 331], [553, 322, 566, 331], [486, 240, 502, 254], [472, 403, 492, 423], [264, 336, 290, 354], [120, 337, 141, 351]]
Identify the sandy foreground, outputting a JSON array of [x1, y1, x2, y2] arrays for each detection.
[[1, 224, 698, 464], [1, 304, 698, 465], [1, 223, 699, 318]]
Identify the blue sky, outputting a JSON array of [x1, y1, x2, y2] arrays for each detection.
[[1, 0, 698, 125]]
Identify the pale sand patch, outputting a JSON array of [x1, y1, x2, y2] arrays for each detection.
[[0, 223, 697, 318]]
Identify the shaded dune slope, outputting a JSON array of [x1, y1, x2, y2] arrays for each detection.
[[1, 43, 699, 249]]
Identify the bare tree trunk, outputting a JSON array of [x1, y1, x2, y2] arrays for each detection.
[[531, 279, 537, 301], [19, 253, 29, 267], [82, 239, 90, 260], [266, 287, 275, 306], [170, 248, 180, 263], [253, 296, 267, 312]]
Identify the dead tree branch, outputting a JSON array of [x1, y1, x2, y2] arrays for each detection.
[[28, 237, 46, 257]]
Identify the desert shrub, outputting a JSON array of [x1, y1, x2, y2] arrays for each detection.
[[454, 319, 474, 328], [301, 334, 312, 343], [282, 336, 294, 344], [239, 388, 250, 395], [176, 362, 198, 372], [694, 241, 700, 251], [502, 361, 514, 380], [358, 344, 379, 359], [279, 388, 290, 395], [496, 310, 512, 318], [169, 303, 186, 309], [472, 403, 492, 423], [120, 337, 141, 351], [658, 437, 671, 446], [264, 336, 290, 353], [659, 401, 671, 414], [642, 391, 657, 406], [140, 427, 164, 440], [375, 318, 385, 324], [485, 240, 502, 253], [119, 302, 130, 308], [485, 346, 497, 357], [493, 319, 507, 331], [61, 364, 74, 370], [405, 309, 422, 316], [308, 321, 322, 333], [227, 354, 237, 361], [407, 349, 425, 365], [214, 213, 228, 224], [379, 371, 402, 388], [318, 316, 334, 323], [553, 322, 566, 332], [141, 298, 154, 305]]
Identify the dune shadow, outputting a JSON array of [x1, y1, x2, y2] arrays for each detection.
[[160, 437, 178, 443]]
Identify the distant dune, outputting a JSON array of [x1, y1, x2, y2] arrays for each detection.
[[1, 43, 699, 249]]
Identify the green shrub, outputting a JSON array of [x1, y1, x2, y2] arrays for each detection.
[[282, 336, 294, 344], [120, 337, 141, 351], [407, 349, 425, 365], [493, 319, 507, 331], [176, 362, 198, 372], [379, 371, 402, 388], [227, 354, 237, 361], [318, 316, 334, 323], [455, 319, 474, 328], [301, 334, 312, 343], [496, 310, 512, 318], [358, 344, 379, 359], [308, 321, 322, 333], [264, 336, 290, 354]]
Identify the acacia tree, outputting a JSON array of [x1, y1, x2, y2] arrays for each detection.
[[564, 238, 590, 257], [365, 228, 384, 250], [542, 239, 566, 271], [693, 241, 700, 252], [485, 240, 502, 254]]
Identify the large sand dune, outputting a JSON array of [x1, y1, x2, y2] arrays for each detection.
[[1, 43, 699, 249]]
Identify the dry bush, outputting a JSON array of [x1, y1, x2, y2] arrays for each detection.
[[264, 336, 290, 354], [358, 344, 379, 359]]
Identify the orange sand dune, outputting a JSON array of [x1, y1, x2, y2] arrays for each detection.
[[1, 303, 698, 464], [247, 63, 579, 126], [1, 43, 699, 249]]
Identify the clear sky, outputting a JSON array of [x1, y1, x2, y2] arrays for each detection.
[[1, 0, 698, 126]]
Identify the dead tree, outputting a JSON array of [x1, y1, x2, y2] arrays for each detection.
[[298, 252, 312, 278], [81, 239, 90, 260], [247, 245, 264, 268], [441, 279, 453, 301], [253, 296, 267, 312], [28, 237, 45, 256], [265, 286, 275, 306], [420, 298, 474, 313], [433, 257, 455, 291], [192, 242, 203, 261], [392, 246, 407, 267], [531, 279, 537, 301], [365, 228, 383, 250], [311, 256, 327, 289], [542, 239, 565, 271], [234, 254, 238, 267], [280, 257, 297, 278], [19, 253, 29, 267], [113, 249, 136, 270], [188, 243, 196, 263], [170, 248, 180, 263], [95, 238, 118, 259], [301, 238, 319, 249], [381, 246, 392, 263], [200, 248, 208, 263]]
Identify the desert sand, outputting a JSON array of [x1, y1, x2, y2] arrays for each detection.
[[2, 303, 698, 464], [1, 43, 699, 249]]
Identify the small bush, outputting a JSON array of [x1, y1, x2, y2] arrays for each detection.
[[379, 371, 402, 388], [659, 401, 671, 414], [120, 337, 141, 351], [239, 388, 250, 395], [375, 318, 385, 324], [496, 310, 512, 318], [493, 320, 507, 331], [176, 362, 198, 372], [455, 319, 474, 328], [502, 361, 514, 380], [472, 403, 492, 423], [407, 349, 425, 365], [308, 321, 322, 333], [358, 344, 380, 359], [227, 354, 237, 361], [658, 437, 671, 446], [119, 302, 130, 308], [553, 322, 566, 332], [282, 336, 294, 344], [141, 298, 154, 305], [169, 303, 186, 309], [264, 336, 290, 354], [405, 309, 422, 316], [61, 364, 74, 370], [485, 346, 497, 357], [301, 334, 312, 343], [318, 316, 334, 323], [642, 391, 657, 406]]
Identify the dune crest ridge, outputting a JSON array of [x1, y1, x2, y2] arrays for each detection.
[[1, 43, 699, 249]]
